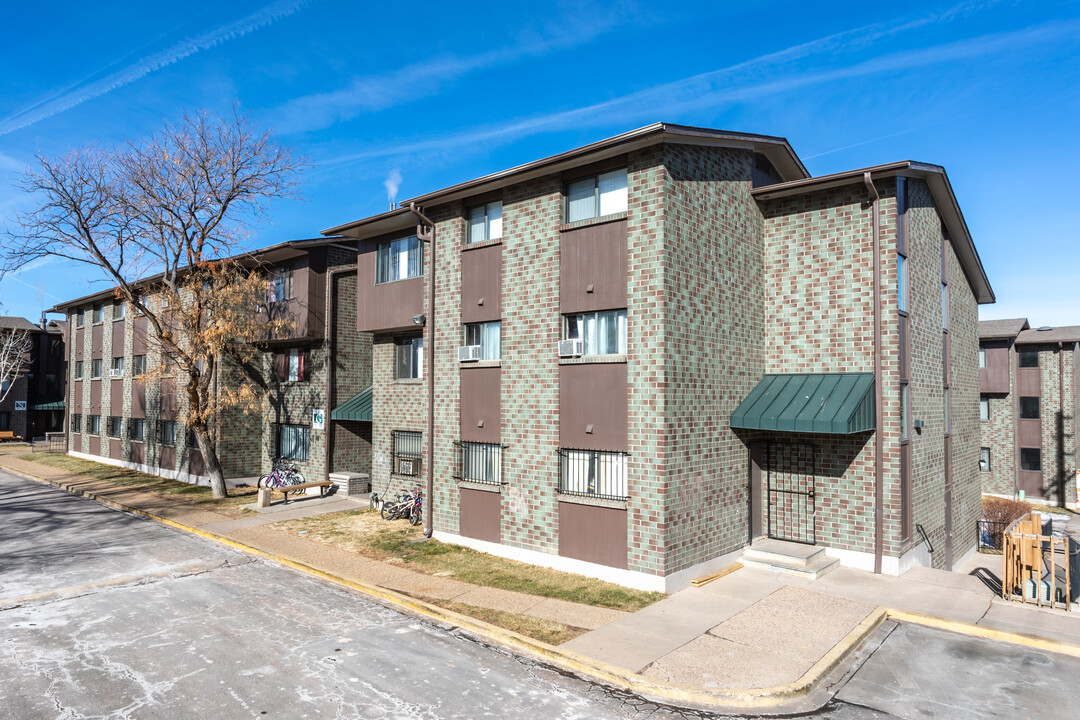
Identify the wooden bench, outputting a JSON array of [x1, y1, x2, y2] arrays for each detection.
[[0, 430, 22, 442], [271, 480, 334, 504]]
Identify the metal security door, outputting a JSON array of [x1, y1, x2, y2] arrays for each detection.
[[767, 443, 816, 545]]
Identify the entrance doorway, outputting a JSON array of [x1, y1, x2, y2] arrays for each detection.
[[766, 442, 816, 545]]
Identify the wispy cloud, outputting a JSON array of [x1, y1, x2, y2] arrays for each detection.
[[267, 7, 647, 134], [0, 0, 317, 137], [320, 15, 1079, 170]]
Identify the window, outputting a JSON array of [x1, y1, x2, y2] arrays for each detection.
[[458, 441, 502, 485], [74, 361, 84, 379], [76, 311, 85, 327], [979, 448, 991, 472], [275, 348, 310, 383], [91, 359, 103, 378], [566, 168, 628, 223], [88, 415, 101, 434], [92, 305, 104, 323], [1019, 396, 1040, 419], [276, 424, 310, 461], [467, 201, 502, 244], [463, 321, 501, 360], [270, 267, 293, 303], [1019, 349, 1039, 368], [900, 385, 910, 442], [186, 428, 199, 448], [0, 412, 10, 431], [131, 355, 146, 376], [563, 309, 627, 356], [978, 346, 986, 369], [392, 430, 422, 475], [941, 282, 949, 331], [107, 416, 123, 438], [897, 254, 908, 313], [46, 373, 59, 395], [49, 337, 63, 357], [559, 449, 628, 500], [72, 414, 82, 433], [129, 418, 145, 442], [1020, 448, 1041, 472], [1, 380, 9, 395], [114, 301, 125, 319], [159, 420, 176, 445], [395, 337, 424, 379], [980, 396, 990, 421], [111, 357, 124, 375], [376, 236, 422, 284]]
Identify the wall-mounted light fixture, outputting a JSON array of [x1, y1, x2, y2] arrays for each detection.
[[412, 313, 426, 326]]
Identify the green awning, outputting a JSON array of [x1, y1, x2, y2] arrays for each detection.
[[331, 386, 372, 422], [730, 373, 875, 435], [29, 400, 65, 411]]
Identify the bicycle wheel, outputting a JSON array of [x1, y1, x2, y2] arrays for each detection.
[[409, 504, 422, 526], [257, 474, 273, 489], [285, 470, 306, 486], [381, 502, 397, 520]]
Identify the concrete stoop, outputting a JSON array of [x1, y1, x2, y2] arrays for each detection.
[[741, 538, 840, 580]]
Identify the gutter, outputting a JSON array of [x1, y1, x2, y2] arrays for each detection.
[[404, 202, 436, 539], [864, 172, 885, 575]]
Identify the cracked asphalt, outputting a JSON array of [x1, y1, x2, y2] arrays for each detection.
[[3, 469, 1079, 719]]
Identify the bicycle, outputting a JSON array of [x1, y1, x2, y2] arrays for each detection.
[[380, 487, 423, 526], [258, 459, 306, 490]]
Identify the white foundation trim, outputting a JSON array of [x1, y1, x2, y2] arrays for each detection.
[[68, 450, 211, 487], [825, 538, 974, 576]]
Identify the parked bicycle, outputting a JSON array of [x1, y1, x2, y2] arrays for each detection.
[[380, 487, 423, 526], [258, 459, 306, 490]]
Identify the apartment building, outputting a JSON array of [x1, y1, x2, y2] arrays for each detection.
[[979, 318, 1079, 508], [0, 316, 65, 439], [323, 123, 994, 592], [53, 239, 372, 485]]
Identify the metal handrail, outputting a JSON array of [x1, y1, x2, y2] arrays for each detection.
[[916, 523, 934, 554]]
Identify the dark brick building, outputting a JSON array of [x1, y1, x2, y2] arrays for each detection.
[[0, 316, 65, 440]]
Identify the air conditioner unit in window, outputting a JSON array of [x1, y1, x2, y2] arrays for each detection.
[[109, 369, 123, 377], [458, 345, 482, 362], [558, 339, 584, 358], [395, 456, 421, 476]]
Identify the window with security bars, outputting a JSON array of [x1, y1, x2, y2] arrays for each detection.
[[107, 416, 123, 438], [276, 424, 310, 461], [455, 441, 503, 485], [158, 420, 176, 446], [71, 414, 82, 433], [392, 430, 422, 476], [558, 449, 628, 500], [129, 418, 145, 442]]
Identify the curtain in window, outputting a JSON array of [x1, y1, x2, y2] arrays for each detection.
[[481, 321, 500, 360], [278, 424, 310, 461], [567, 178, 595, 222], [288, 350, 300, 382], [275, 353, 288, 382], [598, 169, 628, 216]]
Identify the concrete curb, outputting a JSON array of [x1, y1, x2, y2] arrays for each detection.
[[10, 463, 1080, 711]]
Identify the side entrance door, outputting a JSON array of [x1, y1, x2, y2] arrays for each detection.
[[766, 442, 816, 545]]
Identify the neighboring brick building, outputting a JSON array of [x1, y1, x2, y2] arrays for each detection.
[[323, 123, 995, 592], [52, 239, 372, 486], [0, 316, 65, 439], [978, 319, 1079, 508]]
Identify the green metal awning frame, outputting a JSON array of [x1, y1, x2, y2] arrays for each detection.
[[730, 373, 875, 435], [29, 400, 65, 411], [330, 386, 372, 422]]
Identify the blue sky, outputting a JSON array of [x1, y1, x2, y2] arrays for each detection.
[[1, 0, 1078, 325]]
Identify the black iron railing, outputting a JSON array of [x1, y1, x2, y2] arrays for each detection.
[[453, 441, 504, 486], [977, 519, 1009, 554], [557, 448, 629, 501]]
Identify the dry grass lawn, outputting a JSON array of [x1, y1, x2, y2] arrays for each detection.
[[20, 453, 259, 511], [425, 599, 587, 645], [277, 508, 664, 612]]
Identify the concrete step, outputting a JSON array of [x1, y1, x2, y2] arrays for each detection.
[[743, 538, 826, 567], [740, 553, 840, 580]]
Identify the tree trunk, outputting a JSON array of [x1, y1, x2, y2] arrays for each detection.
[[195, 429, 228, 499]]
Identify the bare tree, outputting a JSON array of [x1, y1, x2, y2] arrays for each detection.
[[3, 108, 304, 497], [0, 313, 33, 406]]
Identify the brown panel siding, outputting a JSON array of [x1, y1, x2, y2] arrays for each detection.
[[133, 317, 148, 354], [89, 381, 102, 413], [72, 381, 82, 412], [460, 244, 502, 324], [460, 367, 501, 443], [1018, 419, 1041, 447], [75, 328, 83, 357], [109, 438, 122, 459], [306, 247, 328, 339], [91, 325, 103, 358], [131, 380, 146, 418], [110, 380, 123, 415], [559, 363, 628, 451], [161, 445, 176, 470], [130, 442, 144, 465], [160, 379, 177, 420], [189, 450, 205, 476], [558, 501, 627, 568], [89, 436, 100, 456], [560, 220, 627, 314], [111, 320, 125, 359], [459, 487, 501, 542], [1017, 367, 1040, 396], [980, 340, 1010, 393], [356, 241, 425, 332]]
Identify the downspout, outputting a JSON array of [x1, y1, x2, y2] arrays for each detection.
[[406, 202, 436, 539], [324, 264, 358, 484], [1060, 341, 1065, 507], [864, 172, 884, 574]]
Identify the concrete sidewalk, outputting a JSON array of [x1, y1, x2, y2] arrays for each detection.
[[6, 451, 1080, 710]]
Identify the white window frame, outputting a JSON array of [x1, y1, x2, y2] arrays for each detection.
[[395, 337, 424, 379], [979, 447, 991, 472], [979, 396, 990, 421], [566, 168, 628, 223], [376, 236, 423, 284], [467, 201, 503, 244], [463, 321, 501, 360], [563, 309, 627, 356], [978, 346, 986, 369]]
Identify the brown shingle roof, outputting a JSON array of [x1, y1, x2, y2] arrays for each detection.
[[1016, 325, 1080, 344], [979, 318, 1029, 339], [0, 316, 39, 332]]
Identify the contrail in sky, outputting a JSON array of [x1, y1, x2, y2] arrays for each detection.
[[0, 0, 315, 137]]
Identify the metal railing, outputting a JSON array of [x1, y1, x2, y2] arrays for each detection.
[[558, 448, 629, 501], [453, 441, 504, 486], [977, 519, 1010, 554]]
